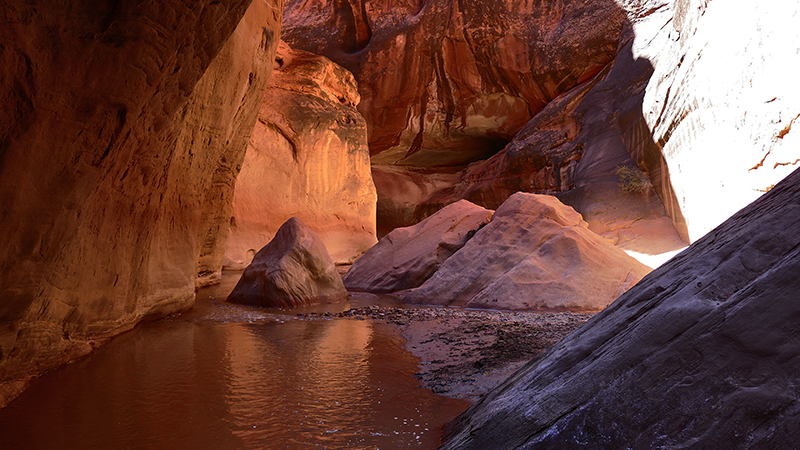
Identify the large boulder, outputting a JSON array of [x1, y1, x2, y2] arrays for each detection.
[[343, 200, 493, 293], [440, 165, 800, 449], [224, 41, 377, 267], [227, 218, 348, 308], [0, 0, 282, 406], [400, 193, 650, 311]]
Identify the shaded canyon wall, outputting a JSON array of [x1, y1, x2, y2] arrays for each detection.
[[0, 0, 283, 405]]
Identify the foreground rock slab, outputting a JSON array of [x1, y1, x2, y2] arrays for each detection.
[[401, 193, 650, 311], [441, 169, 800, 448], [343, 200, 493, 293], [227, 218, 347, 308]]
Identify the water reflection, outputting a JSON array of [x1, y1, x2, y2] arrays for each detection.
[[0, 273, 468, 449]]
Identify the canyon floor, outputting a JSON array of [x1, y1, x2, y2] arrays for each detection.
[[299, 305, 594, 402]]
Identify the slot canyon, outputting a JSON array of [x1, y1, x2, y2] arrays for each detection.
[[1, 0, 799, 448]]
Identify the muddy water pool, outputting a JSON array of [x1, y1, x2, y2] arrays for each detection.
[[0, 273, 468, 449]]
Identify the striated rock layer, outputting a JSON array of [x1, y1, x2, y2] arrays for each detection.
[[343, 200, 493, 293], [0, 0, 283, 406], [401, 193, 650, 311], [282, 0, 627, 169], [224, 41, 377, 267], [280, 0, 689, 256], [441, 167, 800, 449], [227, 218, 348, 308]]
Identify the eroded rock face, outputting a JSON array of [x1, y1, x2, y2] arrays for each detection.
[[343, 200, 493, 293], [446, 0, 800, 250], [224, 41, 377, 267], [0, 0, 282, 405], [440, 168, 800, 450], [227, 218, 348, 308], [400, 193, 650, 311], [282, 0, 627, 168], [280, 0, 688, 258]]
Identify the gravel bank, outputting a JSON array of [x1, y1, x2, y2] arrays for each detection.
[[298, 306, 594, 402]]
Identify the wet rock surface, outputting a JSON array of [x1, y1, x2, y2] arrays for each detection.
[[299, 305, 593, 401]]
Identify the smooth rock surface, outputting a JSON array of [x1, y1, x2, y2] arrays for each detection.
[[227, 218, 348, 308], [0, 0, 282, 405], [401, 193, 650, 311], [441, 167, 800, 450], [371, 165, 462, 236], [343, 200, 493, 293], [225, 41, 377, 267]]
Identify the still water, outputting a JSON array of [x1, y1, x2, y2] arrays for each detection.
[[0, 273, 469, 449]]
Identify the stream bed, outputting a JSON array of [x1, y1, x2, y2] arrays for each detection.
[[0, 273, 469, 449]]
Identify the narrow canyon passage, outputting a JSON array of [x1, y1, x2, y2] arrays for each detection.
[[0, 273, 468, 449]]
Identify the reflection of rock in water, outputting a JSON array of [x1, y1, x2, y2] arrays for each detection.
[[0, 278, 468, 449]]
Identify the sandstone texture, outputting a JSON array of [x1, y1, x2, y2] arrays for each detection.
[[0, 0, 282, 405], [444, 0, 800, 250], [224, 41, 377, 268], [282, 0, 626, 169], [441, 167, 800, 449], [227, 218, 348, 308], [371, 165, 462, 235], [401, 193, 650, 311], [280, 0, 690, 258], [343, 200, 492, 293]]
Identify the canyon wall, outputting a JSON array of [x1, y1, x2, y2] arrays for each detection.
[[281, 0, 673, 241], [451, 0, 800, 247], [282, 0, 626, 168], [281, 0, 799, 257], [224, 41, 377, 267], [0, 0, 283, 405]]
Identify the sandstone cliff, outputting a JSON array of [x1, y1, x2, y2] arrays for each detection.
[[0, 0, 283, 406], [281, 0, 656, 240], [224, 41, 377, 268], [442, 0, 800, 251]]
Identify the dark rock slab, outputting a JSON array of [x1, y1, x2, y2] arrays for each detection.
[[440, 167, 800, 449], [227, 218, 347, 308]]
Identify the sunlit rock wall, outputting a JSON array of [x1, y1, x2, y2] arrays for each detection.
[[225, 42, 377, 267], [633, 0, 800, 242], [0, 0, 283, 405], [447, 0, 800, 248]]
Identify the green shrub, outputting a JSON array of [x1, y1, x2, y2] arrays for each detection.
[[615, 165, 652, 194]]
